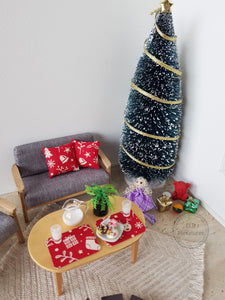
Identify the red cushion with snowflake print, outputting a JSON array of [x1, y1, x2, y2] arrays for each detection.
[[42, 142, 79, 178], [71, 140, 100, 169]]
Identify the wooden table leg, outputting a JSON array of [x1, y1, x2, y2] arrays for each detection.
[[54, 272, 63, 296], [131, 239, 139, 263]]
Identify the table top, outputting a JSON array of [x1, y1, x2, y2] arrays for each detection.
[[28, 196, 145, 273]]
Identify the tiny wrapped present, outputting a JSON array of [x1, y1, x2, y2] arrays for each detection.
[[156, 193, 173, 212], [184, 197, 200, 213]]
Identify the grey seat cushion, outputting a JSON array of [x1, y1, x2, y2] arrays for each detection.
[[14, 132, 94, 177], [0, 212, 18, 245], [23, 168, 109, 207]]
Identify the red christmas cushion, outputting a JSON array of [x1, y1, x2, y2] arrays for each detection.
[[71, 140, 100, 169], [42, 142, 79, 178]]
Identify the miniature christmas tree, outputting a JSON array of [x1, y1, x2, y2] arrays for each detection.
[[43, 148, 52, 158], [119, 0, 182, 184]]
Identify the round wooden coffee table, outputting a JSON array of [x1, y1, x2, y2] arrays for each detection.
[[28, 196, 145, 296]]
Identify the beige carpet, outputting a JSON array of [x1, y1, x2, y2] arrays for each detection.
[[0, 204, 205, 300]]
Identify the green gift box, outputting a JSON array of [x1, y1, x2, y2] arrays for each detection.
[[184, 197, 199, 213]]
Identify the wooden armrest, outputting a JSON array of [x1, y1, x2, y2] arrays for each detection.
[[0, 197, 16, 216], [11, 164, 25, 194], [98, 149, 111, 174]]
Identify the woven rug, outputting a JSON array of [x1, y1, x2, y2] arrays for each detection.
[[0, 205, 205, 300]]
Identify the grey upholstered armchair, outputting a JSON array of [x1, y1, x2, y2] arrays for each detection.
[[0, 197, 24, 246]]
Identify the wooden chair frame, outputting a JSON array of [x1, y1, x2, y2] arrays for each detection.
[[0, 197, 25, 245], [12, 148, 111, 223]]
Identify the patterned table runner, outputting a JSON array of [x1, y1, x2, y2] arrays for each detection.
[[96, 210, 146, 246], [46, 224, 101, 268]]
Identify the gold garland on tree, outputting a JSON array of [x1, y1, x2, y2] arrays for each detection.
[[121, 0, 182, 170]]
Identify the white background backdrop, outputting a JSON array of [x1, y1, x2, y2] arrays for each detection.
[[1, 0, 225, 225]]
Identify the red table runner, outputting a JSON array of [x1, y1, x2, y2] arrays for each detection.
[[46, 224, 101, 268], [96, 210, 146, 246]]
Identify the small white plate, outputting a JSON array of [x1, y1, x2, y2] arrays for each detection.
[[96, 222, 124, 243]]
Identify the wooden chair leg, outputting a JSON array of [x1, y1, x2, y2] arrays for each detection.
[[19, 193, 29, 223], [16, 231, 25, 243], [22, 207, 29, 224], [13, 212, 25, 243]]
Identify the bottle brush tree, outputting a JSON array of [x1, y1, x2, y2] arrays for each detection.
[[119, 0, 182, 185]]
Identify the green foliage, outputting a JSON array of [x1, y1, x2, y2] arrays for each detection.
[[85, 183, 118, 212]]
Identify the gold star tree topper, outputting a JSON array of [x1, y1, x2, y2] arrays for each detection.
[[160, 0, 173, 13]]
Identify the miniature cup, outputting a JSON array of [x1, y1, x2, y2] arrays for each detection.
[[122, 200, 131, 217], [50, 224, 62, 244]]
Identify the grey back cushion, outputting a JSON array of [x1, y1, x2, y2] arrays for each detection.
[[14, 133, 94, 177]]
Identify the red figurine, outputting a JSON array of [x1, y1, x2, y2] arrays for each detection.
[[172, 181, 190, 201]]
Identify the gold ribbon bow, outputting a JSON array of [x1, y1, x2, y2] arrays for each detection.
[[159, 195, 172, 205]]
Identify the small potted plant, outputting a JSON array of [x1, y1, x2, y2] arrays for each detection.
[[85, 183, 118, 217]]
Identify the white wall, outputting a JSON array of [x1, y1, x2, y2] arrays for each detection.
[[173, 1, 225, 225], [0, 0, 158, 194], [2, 0, 225, 226]]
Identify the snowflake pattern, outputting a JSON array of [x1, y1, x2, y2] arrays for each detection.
[[135, 221, 144, 229], [47, 159, 55, 169]]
